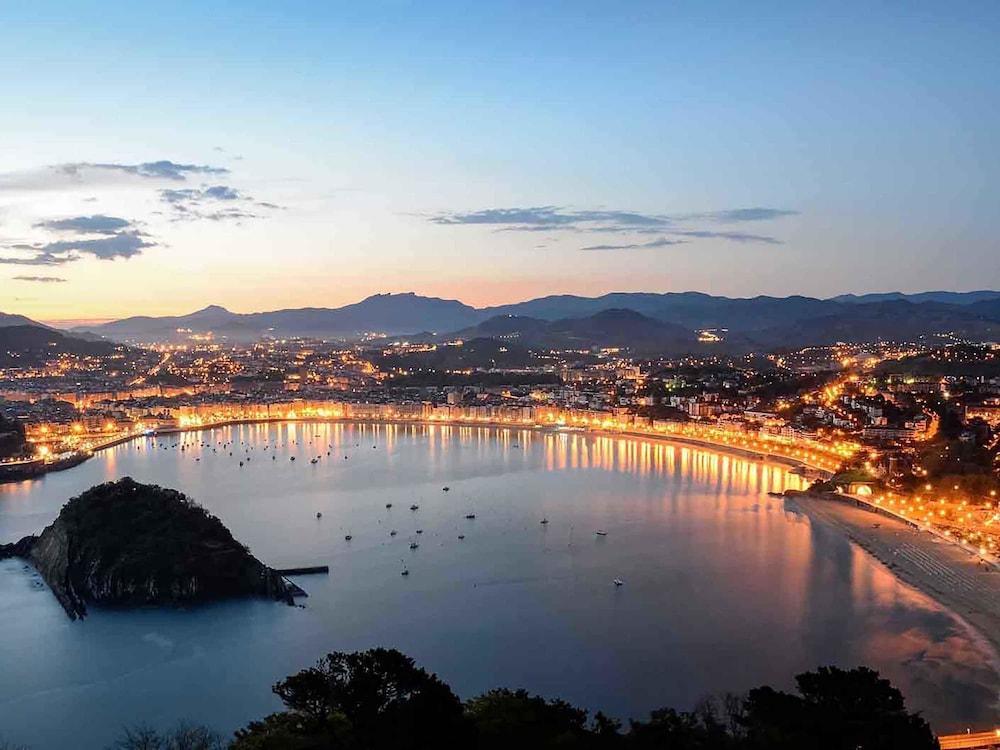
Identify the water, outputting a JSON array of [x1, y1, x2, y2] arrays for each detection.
[[0, 422, 997, 748]]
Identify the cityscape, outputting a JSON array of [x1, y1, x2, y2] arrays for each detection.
[[2, 3, 1000, 749]]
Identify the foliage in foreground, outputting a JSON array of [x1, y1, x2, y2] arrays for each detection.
[[105, 648, 939, 749]]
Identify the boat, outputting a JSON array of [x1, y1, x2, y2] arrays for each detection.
[[401, 569, 410, 576], [457, 534, 465, 540], [540, 518, 548, 525], [409, 542, 419, 549], [290, 456, 296, 461], [410, 504, 419, 511], [344, 534, 352, 541], [465, 513, 476, 519], [595, 530, 608, 536], [613, 578, 624, 586], [386, 503, 393, 508], [415, 529, 423, 534], [316, 512, 322, 519], [310, 458, 319, 464], [442, 486, 450, 492], [389, 530, 397, 536]]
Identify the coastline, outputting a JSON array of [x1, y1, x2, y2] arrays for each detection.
[[784, 492, 1000, 675], [14, 419, 996, 650]]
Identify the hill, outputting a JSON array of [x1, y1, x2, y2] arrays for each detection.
[[0, 325, 121, 367], [63, 289, 1000, 348], [0, 478, 294, 619]]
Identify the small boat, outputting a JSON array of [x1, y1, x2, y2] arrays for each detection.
[[457, 534, 465, 540], [401, 569, 410, 576], [465, 513, 476, 520], [310, 458, 318, 464], [410, 504, 419, 511], [386, 503, 393, 508], [442, 487, 450, 492], [389, 530, 397, 536], [540, 518, 549, 525], [409, 542, 419, 549], [344, 534, 352, 541], [239, 461, 243, 467], [290, 456, 296, 461], [595, 530, 608, 536], [415, 529, 423, 534], [316, 512, 323, 519], [613, 578, 624, 586]]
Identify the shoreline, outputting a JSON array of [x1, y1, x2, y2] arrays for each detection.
[[784, 492, 1000, 679]]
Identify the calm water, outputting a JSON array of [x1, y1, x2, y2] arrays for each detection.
[[1, 422, 997, 748]]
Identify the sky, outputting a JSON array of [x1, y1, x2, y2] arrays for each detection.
[[1, 1, 999, 323]]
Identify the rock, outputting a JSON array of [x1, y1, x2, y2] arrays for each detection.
[[1, 477, 293, 620]]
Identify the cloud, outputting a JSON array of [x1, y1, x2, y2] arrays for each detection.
[[580, 237, 687, 251], [159, 184, 279, 222], [0, 252, 71, 266], [9, 231, 153, 261], [0, 160, 228, 193], [34, 214, 132, 235], [432, 204, 795, 249], [673, 230, 781, 244], [76, 160, 228, 181], [12, 275, 66, 283], [430, 206, 673, 233], [683, 207, 799, 223]]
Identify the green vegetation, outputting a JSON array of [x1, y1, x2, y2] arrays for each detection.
[[18, 478, 290, 618], [106, 649, 938, 750]]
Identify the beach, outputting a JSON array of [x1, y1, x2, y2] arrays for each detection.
[[786, 493, 1000, 667]]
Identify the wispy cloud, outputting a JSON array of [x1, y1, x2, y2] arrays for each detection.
[[679, 207, 799, 223], [34, 214, 132, 235], [430, 205, 796, 247], [12, 275, 66, 283], [159, 184, 280, 222], [430, 206, 672, 233], [6, 230, 153, 262], [2, 215, 154, 266], [672, 230, 780, 244], [69, 160, 228, 181], [580, 237, 687, 251], [0, 160, 229, 192]]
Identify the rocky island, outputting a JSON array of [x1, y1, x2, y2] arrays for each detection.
[[0, 477, 295, 619]]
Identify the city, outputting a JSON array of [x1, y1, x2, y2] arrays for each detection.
[[3, 3, 1000, 749]]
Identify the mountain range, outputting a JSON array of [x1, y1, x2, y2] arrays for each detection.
[[3, 290, 1000, 356]]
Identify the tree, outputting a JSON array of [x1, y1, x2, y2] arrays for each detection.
[[740, 666, 937, 750], [110, 723, 226, 750], [232, 648, 468, 750], [465, 688, 596, 749]]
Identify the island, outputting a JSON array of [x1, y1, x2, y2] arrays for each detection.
[[0, 477, 295, 619]]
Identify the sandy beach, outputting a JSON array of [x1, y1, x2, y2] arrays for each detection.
[[786, 493, 1000, 668]]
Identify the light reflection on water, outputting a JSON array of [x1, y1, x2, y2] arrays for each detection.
[[0, 423, 996, 749]]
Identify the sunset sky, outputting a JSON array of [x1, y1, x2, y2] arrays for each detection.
[[1, 1, 999, 323]]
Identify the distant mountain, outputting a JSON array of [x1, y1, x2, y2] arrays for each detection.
[[829, 290, 1000, 306], [0, 325, 121, 367], [752, 301, 1000, 348], [243, 293, 481, 339], [483, 292, 841, 332], [0, 312, 49, 329], [79, 294, 481, 343], [65, 289, 1000, 349]]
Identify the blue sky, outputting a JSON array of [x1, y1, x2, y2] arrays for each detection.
[[1, 1, 998, 320]]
